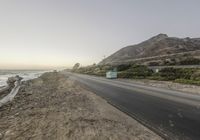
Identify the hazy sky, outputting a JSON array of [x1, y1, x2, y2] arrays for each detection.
[[0, 0, 200, 69]]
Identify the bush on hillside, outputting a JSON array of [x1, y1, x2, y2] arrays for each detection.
[[158, 67, 196, 80], [179, 58, 200, 65], [129, 65, 153, 78], [175, 79, 200, 86], [148, 61, 160, 66], [190, 70, 200, 81], [116, 64, 132, 71], [118, 65, 153, 78]]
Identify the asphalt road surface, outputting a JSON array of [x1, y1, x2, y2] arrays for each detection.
[[67, 73, 200, 140]]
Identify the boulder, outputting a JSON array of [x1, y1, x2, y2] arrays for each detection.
[[7, 75, 23, 87]]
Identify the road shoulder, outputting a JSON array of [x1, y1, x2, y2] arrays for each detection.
[[0, 72, 163, 140], [117, 78, 200, 95]]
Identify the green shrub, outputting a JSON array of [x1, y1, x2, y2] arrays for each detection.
[[118, 65, 153, 79], [158, 67, 177, 80], [158, 67, 195, 80], [148, 61, 160, 66], [116, 64, 132, 71], [100, 65, 113, 71], [190, 70, 200, 81], [175, 79, 200, 86], [128, 65, 153, 77], [93, 71, 106, 76], [147, 73, 165, 80], [179, 58, 200, 65], [118, 72, 135, 78]]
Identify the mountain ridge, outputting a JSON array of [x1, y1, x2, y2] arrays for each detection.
[[99, 34, 200, 65]]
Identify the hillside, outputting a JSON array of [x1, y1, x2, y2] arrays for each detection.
[[99, 34, 200, 65]]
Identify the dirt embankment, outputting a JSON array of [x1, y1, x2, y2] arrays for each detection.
[[0, 72, 162, 140]]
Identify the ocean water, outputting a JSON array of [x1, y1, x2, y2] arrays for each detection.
[[0, 70, 47, 87]]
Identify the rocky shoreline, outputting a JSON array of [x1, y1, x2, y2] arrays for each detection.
[[0, 76, 23, 107], [0, 72, 162, 140]]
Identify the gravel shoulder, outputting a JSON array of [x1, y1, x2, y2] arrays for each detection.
[[0, 72, 162, 140], [117, 78, 200, 95]]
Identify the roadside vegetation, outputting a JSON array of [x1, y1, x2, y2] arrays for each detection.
[[72, 63, 200, 86], [148, 57, 200, 66]]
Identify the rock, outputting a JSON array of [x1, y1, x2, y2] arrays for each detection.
[[7, 77, 16, 85], [15, 75, 23, 81], [7, 76, 23, 87], [0, 132, 3, 139], [5, 130, 11, 136]]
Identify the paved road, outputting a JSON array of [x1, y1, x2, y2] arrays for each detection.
[[67, 73, 200, 140]]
